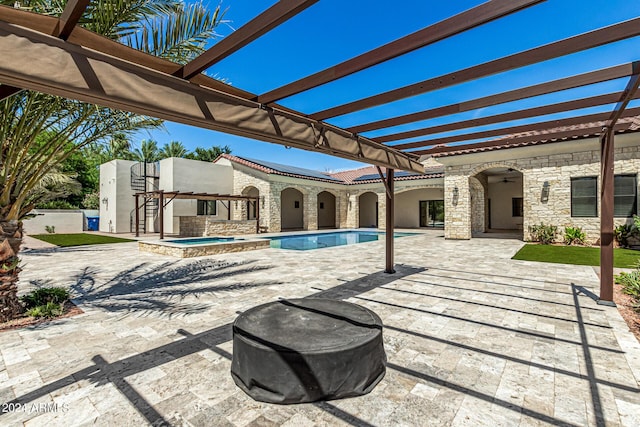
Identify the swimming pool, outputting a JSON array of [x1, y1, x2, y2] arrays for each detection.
[[268, 230, 416, 251]]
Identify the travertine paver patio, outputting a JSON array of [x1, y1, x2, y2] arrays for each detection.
[[1, 230, 639, 426]]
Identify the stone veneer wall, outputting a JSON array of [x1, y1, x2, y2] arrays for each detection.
[[231, 166, 348, 232], [179, 217, 257, 236], [444, 143, 640, 242]]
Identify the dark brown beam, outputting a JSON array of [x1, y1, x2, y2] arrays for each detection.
[[176, 0, 318, 80], [0, 20, 423, 173], [159, 191, 164, 240], [0, 84, 22, 100], [393, 107, 640, 151], [385, 169, 395, 274], [376, 91, 639, 143], [599, 130, 615, 305], [599, 63, 640, 305], [311, 17, 640, 120], [348, 63, 636, 133], [606, 62, 640, 127], [257, 0, 545, 104], [414, 122, 632, 156], [135, 195, 140, 237], [0, 5, 257, 101], [56, 0, 90, 40]]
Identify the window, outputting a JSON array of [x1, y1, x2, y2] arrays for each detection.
[[615, 174, 637, 217], [571, 177, 597, 217], [512, 198, 523, 217], [319, 202, 325, 209], [294, 201, 300, 209], [197, 200, 216, 215]]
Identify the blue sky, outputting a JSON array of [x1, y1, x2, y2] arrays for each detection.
[[135, 0, 640, 171]]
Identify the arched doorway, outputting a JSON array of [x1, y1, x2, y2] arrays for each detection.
[[281, 188, 304, 230], [317, 191, 336, 229], [471, 166, 524, 236], [358, 192, 378, 228], [242, 186, 259, 220]]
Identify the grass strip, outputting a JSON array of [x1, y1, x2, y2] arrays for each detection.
[[30, 233, 135, 247], [512, 244, 640, 268]]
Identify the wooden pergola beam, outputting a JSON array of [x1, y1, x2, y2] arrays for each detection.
[[176, 0, 319, 80], [56, 0, 90, 40], [311, 17, 640, 120], [393, 106, 640, 151], [257, 0, 545, 104], [348, 63, 637, 133], [0, 19, 423, 173], [375, 91, 640, 143], [0, 84, 21, 100], [599, 62, 640, 305]]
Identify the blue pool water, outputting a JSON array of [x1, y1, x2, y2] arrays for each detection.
[[268, 231, 415, 251], [166, 237, 240, 245]]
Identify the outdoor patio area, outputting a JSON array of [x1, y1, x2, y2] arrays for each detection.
[[1, 230, 640, 426]]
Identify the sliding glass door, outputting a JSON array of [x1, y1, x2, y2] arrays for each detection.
[[419, 200, 444, 227]]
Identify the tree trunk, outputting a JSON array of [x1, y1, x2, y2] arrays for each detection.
[[0, 219, 24, 322]]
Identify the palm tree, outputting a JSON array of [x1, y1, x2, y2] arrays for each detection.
[[186, 145, 232, 162], [132, 139, 162, 162], [0, 0, 226, 322], [159, 141, 189, 159]]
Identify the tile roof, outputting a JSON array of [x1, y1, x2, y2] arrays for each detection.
[[218, 154, 441, 185], [431, 116, 640, 158], [217, 154, 342, 183]]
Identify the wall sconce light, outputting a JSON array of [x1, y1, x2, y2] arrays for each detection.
[[452, 186, 459, 206], [234, 200, 238, 209], [541, 181, 550, 203], [260, 196, 265, 208]]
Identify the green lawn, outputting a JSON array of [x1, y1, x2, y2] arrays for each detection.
[[512, 244, 640, 268], [30, 233, 135, 247]]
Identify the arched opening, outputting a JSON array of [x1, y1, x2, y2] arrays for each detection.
[[358, 192, 378, 228], [471, 166, 523, 237], [281, 188, 304, 230], [317, 191, 336, 229], [242, 186, 259, 220], [396, 188, 444, 228]]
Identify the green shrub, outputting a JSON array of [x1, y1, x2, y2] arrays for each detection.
[[615, 224, 634, 248], [564, 226, 586, 245], [26, 302, 63, 318], [36, 200, 78, 209], [528, 223, 558, 245], [616, 261, 640, 310], [44, 225, 55, 234], [20, 287, 70, 309]]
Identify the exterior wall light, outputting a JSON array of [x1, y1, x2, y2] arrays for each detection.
[[541, 181, 550, 203], [452, 186, 459, 206]]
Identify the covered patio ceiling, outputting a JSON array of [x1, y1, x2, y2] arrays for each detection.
[[1, 0, 639, 302]]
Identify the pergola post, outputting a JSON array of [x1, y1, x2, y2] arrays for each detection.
[[385, 169, 395, 274], [598, 64, 640, 305], [159, 190, 164, 240], [134, 194, 139, 237], [599, 131, 615, 304]]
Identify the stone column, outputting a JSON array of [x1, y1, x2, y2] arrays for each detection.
[[377, 192, 386, 229], [305, 192, 318, 231], [444, 173, 471, 239]]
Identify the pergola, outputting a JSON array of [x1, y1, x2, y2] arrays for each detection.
[[1, 0, 639, 303], [133, 191, 261, 239]]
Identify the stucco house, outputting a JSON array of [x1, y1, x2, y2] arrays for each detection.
[[99, 124, 640, 242]]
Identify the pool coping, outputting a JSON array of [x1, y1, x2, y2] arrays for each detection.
[[139, 237, 270, 258]]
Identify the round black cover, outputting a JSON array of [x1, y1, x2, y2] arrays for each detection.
[[231, 298, 386, 404]]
